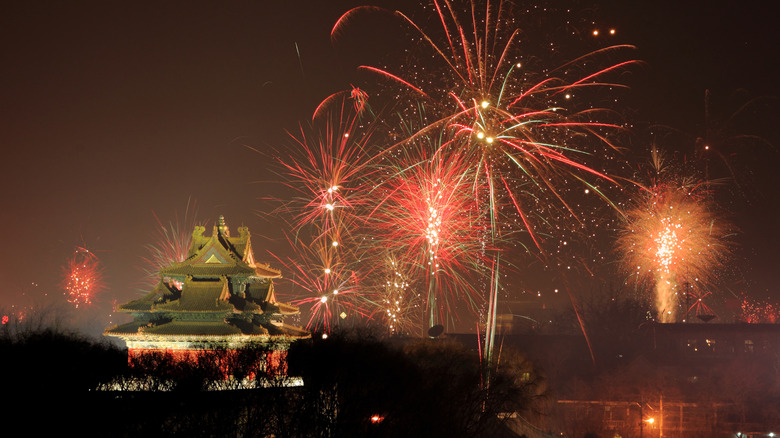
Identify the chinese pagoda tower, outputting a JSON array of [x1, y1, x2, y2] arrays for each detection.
[[105, 216, 309, 359]]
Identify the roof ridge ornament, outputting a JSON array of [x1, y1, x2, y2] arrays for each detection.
[[217, 215, 229, 237]]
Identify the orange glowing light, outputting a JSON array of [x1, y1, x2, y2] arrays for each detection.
[[617, 168, 733, 323]]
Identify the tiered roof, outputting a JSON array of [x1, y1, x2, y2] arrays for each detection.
[[105, 216, 309, 345]]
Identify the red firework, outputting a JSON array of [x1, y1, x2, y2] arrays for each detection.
[[277, 94, 378, 237], [272, 239, 372, 332], [739, 294, 780, 324], [61, 247, 105, 308], [682, 285, 717, 322], [142, 203, 200, 279], [332, 0, 632, 251], [367, 139, 490, 323], [275, 1, 636, 339], [270, 93, 383, 331]]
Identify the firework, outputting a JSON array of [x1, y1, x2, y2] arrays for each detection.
[[277, 1, 634, 342], [137, 201, 202, 294], [617, 149, 734, 322], [334, 0, 632, 206], [274, 239, 371, 332], [334, 0, 633, 270], [367, 136, 490, 328], [275, 92, 378, 239], [314, 85, 370, 120], [61, 247, 105, 308], [738, 293, 780, 324], [271, 93, 380, 331], [681, 284, 717, 322], [363, 253, 423, 335], [142, 204, 200, 276], [336, 1, 632, 354]]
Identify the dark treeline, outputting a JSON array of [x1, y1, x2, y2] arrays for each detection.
[[0, 326, 545, 438], [4, 293, 780, 437]]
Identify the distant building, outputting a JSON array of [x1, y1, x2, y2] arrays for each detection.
[[645, 322, 780, 363], [104, 216, 309, 367], [449, 321, 780, 436]]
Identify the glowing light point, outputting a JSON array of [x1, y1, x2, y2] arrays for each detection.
[[324, 268, 331, 274], [320, 296, 328, 303], [593, 29, 599, 36], [332, 241, 339, 247], [610, 29, 616, 35], [325, 203, 334, 211], [565, 93, 571, 99], [480, 100, 489, 109], [486, 137, 494, 144], [476, 132, 485, 139]]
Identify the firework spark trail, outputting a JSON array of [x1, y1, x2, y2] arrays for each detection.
[[276, 95, 377, 239], [363, 254, 422, 335], [325, 1, 634, 351], [739, 293, 780, 324], [334, 1, 634, 143], [271, 93, 382, 331], [332, 0, 634, 253], [366, 136, 492, 328], [682, 287, 716, 321], [62, 247, 105, 308], [617, 150, 734, 322], [141, 201, 200, 284], [273, 240, 372, 332]]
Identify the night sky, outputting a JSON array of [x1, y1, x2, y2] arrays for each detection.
[[2, 0, 778, 335]]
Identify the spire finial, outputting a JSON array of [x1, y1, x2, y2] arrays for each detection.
[[217, 215, 229, 236]]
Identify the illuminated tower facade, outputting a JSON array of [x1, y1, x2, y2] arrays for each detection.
[[105, 216, 309, 361]]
